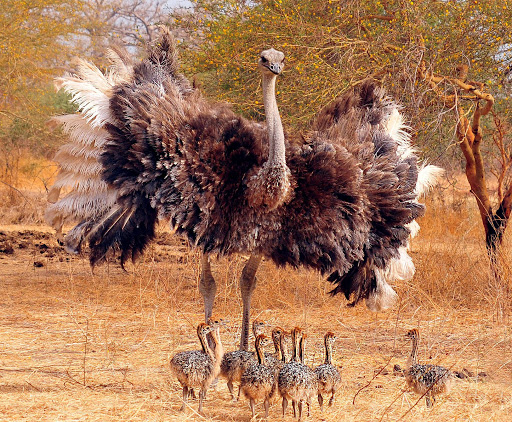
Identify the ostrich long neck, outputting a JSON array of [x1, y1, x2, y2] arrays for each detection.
[[207, 327, 224, 379], [279, 334, 287, 362], [246, 70, 290, 210], [290, 331, 299, 362], [255, 339, 266, 365], [210, 328, 224, 363], [299, 336, 306, 364], [199, 330, 212, 358], [273, 335, 282, 360], [253, 324, 263, 344], [324, 338, 333, 365], [407, 336, 419, 368], [262, 73, 286, 165]]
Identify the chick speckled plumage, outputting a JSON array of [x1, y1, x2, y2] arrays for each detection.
[[278, 328, 318, 420], [169, 319, 224, 413], [314, 332, 341, 410], [240, 334, 277, 418], [404, 329, 454, 407], [219, 319, 266, 400]]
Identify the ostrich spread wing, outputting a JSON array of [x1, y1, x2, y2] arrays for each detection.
[[306, 82, 428, 307], [46, 28, 269, 266]]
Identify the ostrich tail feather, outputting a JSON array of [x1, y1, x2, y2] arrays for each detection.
[[106, 47, 134, 83], [366, 269, 398, 312], [87, 197, 158, 267], [416, 164, 444, 197], [46, 27, 184, 264], [328, 255, 401, 311], [384, 247, 415, 281], [46, 50, 131, 235], [63, 221, 94, 254], [327, 257, 376, 306]]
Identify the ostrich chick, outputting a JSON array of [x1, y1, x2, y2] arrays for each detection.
[[240, 334, 277, 419], [220, 319, 266, 400], [278, 328, 318, 420], [404, 329, 454, 407], [170, 320, 224, 413], [266, 326, 288, 373], [314, 332, 341, 411]]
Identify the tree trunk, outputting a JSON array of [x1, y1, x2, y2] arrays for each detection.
[[420, 64, 511, 308]]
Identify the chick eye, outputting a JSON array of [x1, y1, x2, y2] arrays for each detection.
[[261, 56, 268, 63]]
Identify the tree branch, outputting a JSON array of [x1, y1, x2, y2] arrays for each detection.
[[360, 14, 395, 22], [421, 63, 496, 236]]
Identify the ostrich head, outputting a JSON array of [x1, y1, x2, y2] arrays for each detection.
[[271, 326, 287, 343], [252, 319, 266, 337], [325, 331, 336, 343], [197, 322, 212, 337], [258, 48, 285, 76], [405, 328, 419, 341], [207, 316, 225, 330], [255, 333, 270, 348]]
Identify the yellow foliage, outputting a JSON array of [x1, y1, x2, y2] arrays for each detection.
[[178, 0, 512, 160], [0, 0, 81, 109]]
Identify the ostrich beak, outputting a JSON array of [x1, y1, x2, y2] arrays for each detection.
[[268, 62, 283, 75]]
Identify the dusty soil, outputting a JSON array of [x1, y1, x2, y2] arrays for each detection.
[[0, 225, 511, 421]]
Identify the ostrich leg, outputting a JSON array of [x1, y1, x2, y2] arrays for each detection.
[[199, 253, 217, 352], [239, 254, 262, 351], [198, 253, 217, 322]]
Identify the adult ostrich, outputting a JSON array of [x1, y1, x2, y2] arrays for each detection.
[[46, 28, 439, 350]]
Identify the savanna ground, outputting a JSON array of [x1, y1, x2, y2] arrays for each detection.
[[0, 180, 511, 422]]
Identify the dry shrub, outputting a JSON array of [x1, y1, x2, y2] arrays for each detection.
[[0, 188, 47, 225], [0, 156, 56, 225], [399, 187, 511, 319]]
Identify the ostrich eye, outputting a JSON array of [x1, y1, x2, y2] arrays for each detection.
[[261, 56, 268, 63]]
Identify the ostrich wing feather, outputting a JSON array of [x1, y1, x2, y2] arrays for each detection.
[[309, 82, 427, 306]]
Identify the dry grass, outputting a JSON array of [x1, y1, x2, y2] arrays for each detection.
[[0, 185, 512, 421], [0, 159, 54, 225]]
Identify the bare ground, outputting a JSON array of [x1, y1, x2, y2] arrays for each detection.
[[0, 221, 511, 422]]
